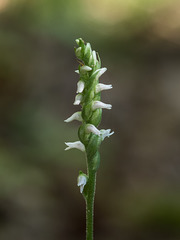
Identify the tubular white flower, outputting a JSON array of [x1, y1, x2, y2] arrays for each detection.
[[86, 124, 101, 136], [92, 101, 112, 110], [64, 111, 82, 123], [65, 141, 85, 152], [100, 129, 114, 141], [95, 83, 113, 93], [92, 50, 97, 65], [75, 70, 80, 74], [77, 174, 87, 193], [80, 65, 92, 73], [92, 68, 107, 80], [76, 81, 85, 93], [73, 94, 82, 105]]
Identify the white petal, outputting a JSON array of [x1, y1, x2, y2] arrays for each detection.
[[92, 101, 112, 110], [80, 65, 92, 72], [75, 70, 80, 74], [65, 141, 85, 152], [100, 129, 114, 141], [77, 81, 85, 93], [64, 112, 82, 123], [86, 124, 100, 136], [93, 68, 107, 80], [95, 83, 113, 93], [73, 94, 82, 105]]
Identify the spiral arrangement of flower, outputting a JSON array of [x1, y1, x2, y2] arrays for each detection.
[[65, 38, 113, 240]]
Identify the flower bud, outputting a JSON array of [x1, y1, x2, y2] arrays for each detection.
[[80, 65, 92, 73], [77, 172, 88, 193], [92, 50, 97, 65], [84, 43, 92, 58], [75, 47, 82, 58]]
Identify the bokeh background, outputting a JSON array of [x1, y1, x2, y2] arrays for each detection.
[[0, 0, 180, 239]]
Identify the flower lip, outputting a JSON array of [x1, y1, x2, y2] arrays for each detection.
[[96, 83, 113, 93], [100, 129, 114, 141], [64, 111, 82, 123], [65, 141, 85, 152], [92, 101, 112, 111]]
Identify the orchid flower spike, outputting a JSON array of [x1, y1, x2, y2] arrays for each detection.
[[65, 38, 114, 203]]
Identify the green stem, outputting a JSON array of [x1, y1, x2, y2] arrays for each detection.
[[86, 170, 96, 240]]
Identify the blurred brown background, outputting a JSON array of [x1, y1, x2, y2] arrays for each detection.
[[0, 0, 180, 239]]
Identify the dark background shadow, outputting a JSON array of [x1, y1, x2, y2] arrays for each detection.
[[0, 0, 180, 239]]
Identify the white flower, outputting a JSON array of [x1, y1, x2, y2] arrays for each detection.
[[100, 129, 114, 141], [75, 70, 80, 74], [76, 81, 85, 93], [92, 68, 107, 80], [64, 111, 82, 123], [65, 141, 85, 152], [95, 83, 113, 93], [86, 124, 100, 136], [73, 94, 82, 105], [92, 101, 112, 110], [77, 174, 87, 193], [80, 65, 92, 73]]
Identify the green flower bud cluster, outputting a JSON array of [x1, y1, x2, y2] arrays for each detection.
[[65, 38, 113, 194]]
